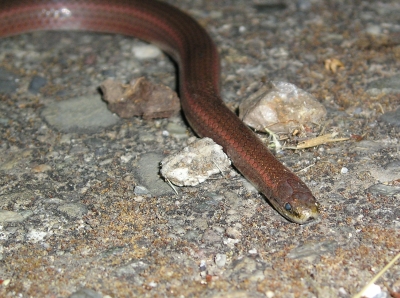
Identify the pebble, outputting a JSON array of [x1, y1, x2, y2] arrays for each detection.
[[232, 256, 257, 273], [193, 218, 208, 230], [26, 229, 48, 243], [135, 152, 176, 196], [165, 122, 188, 138], [132, 44, 162, 59], [366, 160, 400, 183], [0, 67, 19, 94], [225, 227, 242, 239], [174, 226, 186, 236], [367, 74, 400, 94], [381, 107, 400, 127], [349, 140, 385, 154], [20, 210, 33, 220], [248, 270, 265, 282], [226, 213, 241, 224], [133, 195, 144, 202], [190, 199, 219, 213], [120, 153, 134, 163], [365, 24, 382, 35], [115, 261, 149, 286], [367, 184, 400, 197], [41, 95, 119, 133], [215, 253, 227, 267], [297, 0, 312, 11], [68, 288, 103, 298], [248, 248, 257, 254], [101, 247, 125, 258], [32, 164, 52, 173], [137, 132, 156, 142], [134, 185, 150, 195], [359, 284, 384, 298], [57, 203, 88, 219], [160, 138, 231, 186], [0, 117, 9, 127], [0, 190, 35, 209], [28, 75, 47, 94], [183, 230, 200, 241], [201, 228, 222, 244], [287, 240, 337, 262], [0, 210, 24, 223], [224, 238, 240, 248], [224, 191, 242, 208], [239, 81, 326, 133]]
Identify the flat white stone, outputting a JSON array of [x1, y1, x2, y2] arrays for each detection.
[[160, 138, 231, 186]]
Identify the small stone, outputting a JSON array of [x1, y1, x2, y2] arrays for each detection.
[[57, 203, 88, 219], [359, 284, 383, 298], [120, 154, 134, 163], [160, 138, 231, 186], [165, 122, 188, 138], [28, 75, 47, 94], [32, 164, 52, 173], [183, 230, 200, 241], [0, 210, 24, 223], [132, 44, 162, 59], [249, 248, 257, 254], [226, 227, 242, 239], [193, 218, 208, 230], [287, 240, 337, 261], [135, 152, 175, 196], [133, 195, 144, 202], [365, 24, 382, 35], [134, 185, 149, 195], [148, 281, 157, 288], [266, 291, 275, 298], [202, 229, 222, 244], [101, 77, 180, 119], [41, 95, 119, 133], [367, 184, 400, 197], [239, 81, 326, 133], [0, 67, 19, 94], [68, 288, 102, 298], [199, 260, 207, 271], [27, 229, 48, 243], [232, 256, 257, 273], [215, 253, 227, 267], [367, 74, 400, 94], [380, 107, 400, 127]]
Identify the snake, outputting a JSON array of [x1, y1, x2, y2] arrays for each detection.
[[0, 0, 320, 224]]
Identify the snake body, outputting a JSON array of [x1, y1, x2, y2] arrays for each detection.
[[0, 0, 320, 223]]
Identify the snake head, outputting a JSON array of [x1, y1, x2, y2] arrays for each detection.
[[272, 178, 320, 224]]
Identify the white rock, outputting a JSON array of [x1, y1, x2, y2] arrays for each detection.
[[160, 138, 231, 186], [132, 44, 162, 59], [239, 81, 326, 133], [215, 253, 227, 267], [0, 210, 24, 223], [27, 229, 48, 243], [359, 284, 382, 298]]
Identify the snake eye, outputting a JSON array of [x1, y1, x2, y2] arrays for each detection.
[[285, 203, 292, 211]]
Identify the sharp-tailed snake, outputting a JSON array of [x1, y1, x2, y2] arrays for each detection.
[[0, 0, 320, 223]]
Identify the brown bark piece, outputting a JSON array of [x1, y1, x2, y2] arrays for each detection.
[[101, 77, 180, 119]]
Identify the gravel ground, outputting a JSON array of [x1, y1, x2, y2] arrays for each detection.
[[0, 0, 399, 297]]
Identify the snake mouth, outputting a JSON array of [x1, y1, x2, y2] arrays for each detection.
[[274, 201, 320, 224], [291, 203, 320, 224]]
